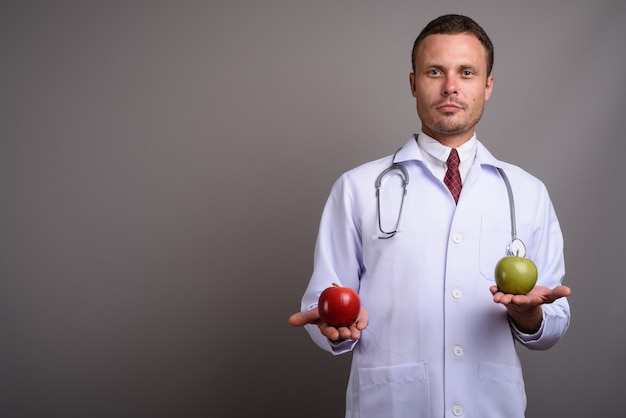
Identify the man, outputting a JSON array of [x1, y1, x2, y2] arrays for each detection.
[[289, 14, 571, 418]]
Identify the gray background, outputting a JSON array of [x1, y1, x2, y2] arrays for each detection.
[[1, 1, 624, 417]]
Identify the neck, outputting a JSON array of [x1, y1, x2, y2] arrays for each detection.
[[422, 128, 474, 148]]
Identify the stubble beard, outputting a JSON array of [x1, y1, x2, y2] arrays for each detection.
[[418, 103, 485, 140]]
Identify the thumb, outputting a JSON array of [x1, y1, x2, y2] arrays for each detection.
[[547, 285, 571, 302], [288, 308, 320, 327]]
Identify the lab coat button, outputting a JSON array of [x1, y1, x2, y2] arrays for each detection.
[[453, 345, 464, 357], [452, 405, 464, 416], [452, 234, 463, 243], [452, 289, 463, 299]]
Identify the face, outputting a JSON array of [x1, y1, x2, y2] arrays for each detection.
[[410, 33, 494, 146]]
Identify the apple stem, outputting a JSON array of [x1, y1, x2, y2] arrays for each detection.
[[332, 282, 341, 287]]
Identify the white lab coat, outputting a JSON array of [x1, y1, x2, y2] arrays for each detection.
[[300, 135, 570, 418]]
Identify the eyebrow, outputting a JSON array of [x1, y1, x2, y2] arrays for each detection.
[[420, 62, 482, 73]]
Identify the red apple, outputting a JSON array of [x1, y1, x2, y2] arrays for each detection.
[[318, 283, 361, 327], [494, 255, 538, 295]]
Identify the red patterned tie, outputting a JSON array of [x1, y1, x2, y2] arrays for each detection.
[[444, 148, 462, 204]]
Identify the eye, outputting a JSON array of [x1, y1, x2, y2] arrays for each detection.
[[462, 70, 474, 77], [428, 69, 441, 76]]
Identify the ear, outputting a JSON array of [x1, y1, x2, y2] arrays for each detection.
[[484, 74, 494, 101], [409, 72, 417, 98]]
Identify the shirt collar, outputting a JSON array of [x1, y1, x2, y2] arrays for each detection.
[[416, 131, 477, 165], [393, 132, 505, 169]]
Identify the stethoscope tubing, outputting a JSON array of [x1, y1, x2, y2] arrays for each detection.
[[374, 156, 526, 256]]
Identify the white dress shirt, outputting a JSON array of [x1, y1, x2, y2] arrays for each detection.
[[417, 132, 477, 183]]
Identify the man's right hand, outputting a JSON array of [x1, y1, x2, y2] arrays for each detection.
[[288, 306, 369, 341]]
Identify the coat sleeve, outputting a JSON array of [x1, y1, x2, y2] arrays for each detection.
[[511, 182, 570, 350], [300, 173, 364, 354]]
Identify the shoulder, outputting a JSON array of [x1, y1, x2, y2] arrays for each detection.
[[325, 154, 395, 204], [340, 137, 420, 184], [476, 141, 548, 190], [331, 154, 393, 186]]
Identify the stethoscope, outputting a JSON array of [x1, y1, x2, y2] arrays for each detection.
[[374, 150, 526, 258]]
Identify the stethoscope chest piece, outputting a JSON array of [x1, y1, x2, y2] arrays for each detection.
[[507, 238, 526, 257]]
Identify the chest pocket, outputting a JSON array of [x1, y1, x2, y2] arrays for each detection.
[[478, 215, 531, 281]]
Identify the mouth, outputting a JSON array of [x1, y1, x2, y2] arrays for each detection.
[[435, 101, 464, 113]]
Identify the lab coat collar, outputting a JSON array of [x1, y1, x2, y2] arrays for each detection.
[[392, 134, 423, 163]]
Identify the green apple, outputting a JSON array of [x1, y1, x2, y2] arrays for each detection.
[[494, 256, 538, 295]]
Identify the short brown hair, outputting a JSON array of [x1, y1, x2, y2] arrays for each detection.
[[411, 14, 494, 76]]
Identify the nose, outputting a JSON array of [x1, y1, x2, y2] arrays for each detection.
[[442, 76, 458, 96]]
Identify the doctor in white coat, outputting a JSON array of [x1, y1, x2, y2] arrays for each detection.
[[289, 14, 571, 418]]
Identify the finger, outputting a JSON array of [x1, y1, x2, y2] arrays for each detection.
[[491, 289, 507, 303], [553, 285, 571, 298], [288, 308, 320, 327], [319, 322, 342, 341], [543, 285, 572, 303], [287, 312, 307, 326], [494, 292, 516, 305], [510, 293, 535, 305], [339, 326, 353, 340], [355, 306, 369, 330], [349, 323, 363, 340], [355, 318, 367, 331]]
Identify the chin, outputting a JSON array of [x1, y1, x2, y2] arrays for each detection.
[[431, 124, 472, 137]]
